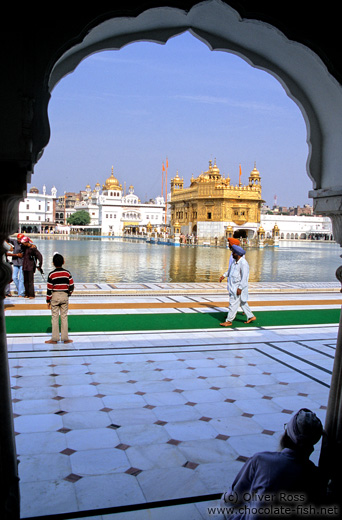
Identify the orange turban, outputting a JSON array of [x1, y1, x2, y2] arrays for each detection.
[[228, 237, 240, 246]]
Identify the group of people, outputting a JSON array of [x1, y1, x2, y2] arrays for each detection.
[[4, 234, 74, 344], [4, 232, 251, 326], [4, 233, 43, 299]]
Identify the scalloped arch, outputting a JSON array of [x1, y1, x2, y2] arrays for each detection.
[[48, 0, 342, 199]]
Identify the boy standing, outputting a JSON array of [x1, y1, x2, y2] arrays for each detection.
[[45, 253, 74, 344]]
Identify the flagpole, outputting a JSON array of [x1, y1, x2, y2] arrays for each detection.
[[165, 158, 168, 226]]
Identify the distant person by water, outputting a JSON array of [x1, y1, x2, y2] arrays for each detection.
[[8, 233, 25, 297], [21, 237, 43, 299], [219, 244, 256, 327], [45, 253, 74, 344]]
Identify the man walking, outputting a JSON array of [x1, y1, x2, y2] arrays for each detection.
[[219, 244, 256, 327]]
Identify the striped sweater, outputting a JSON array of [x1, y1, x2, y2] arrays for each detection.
[[46, 267, 74, 303]]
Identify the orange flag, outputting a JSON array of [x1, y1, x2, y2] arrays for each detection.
[[166, 158, 168, 169], [162, 163, 165, 172], [239, 164, 242, 184]]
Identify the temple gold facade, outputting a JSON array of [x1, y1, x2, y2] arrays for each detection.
[[170, 160, 263, 243]]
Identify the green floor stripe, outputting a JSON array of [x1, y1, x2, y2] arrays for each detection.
[[5, 308, 341, 334]]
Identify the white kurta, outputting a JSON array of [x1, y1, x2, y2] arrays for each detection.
[[223, 256, 254, 322]]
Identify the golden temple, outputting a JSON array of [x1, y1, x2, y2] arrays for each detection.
[[170, 159, 263, 242]]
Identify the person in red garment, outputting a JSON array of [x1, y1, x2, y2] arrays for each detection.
[[21, 236, 43, 299]]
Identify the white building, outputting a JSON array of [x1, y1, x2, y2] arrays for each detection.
[[75, 167, 167, 236], [19, 185, 57, 233], [74, 186, 100, 226], [260, 214, 333, 240]]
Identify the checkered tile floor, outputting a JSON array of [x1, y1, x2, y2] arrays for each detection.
[[5, 284, 339, 519]]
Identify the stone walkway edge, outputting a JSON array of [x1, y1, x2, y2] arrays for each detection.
[[22, 281, 341, 296]]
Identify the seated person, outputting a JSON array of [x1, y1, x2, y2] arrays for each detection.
[[221, 408, 325, 518]]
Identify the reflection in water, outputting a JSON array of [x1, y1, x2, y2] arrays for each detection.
[[168, 245, 230, 283], [33, 237, 342, 284]]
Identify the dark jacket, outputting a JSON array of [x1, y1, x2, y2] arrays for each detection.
[[8, 239, 24, 267], [22, 245, 43, 272], [222, 448, 325, 519]]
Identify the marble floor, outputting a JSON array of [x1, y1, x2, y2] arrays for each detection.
[[5, 283, 339, 519]]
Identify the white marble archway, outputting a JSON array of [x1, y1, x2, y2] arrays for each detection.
[[2, 2, 342, 517]]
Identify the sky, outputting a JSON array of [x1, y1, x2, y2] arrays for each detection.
[[31, 31, 311, 208]]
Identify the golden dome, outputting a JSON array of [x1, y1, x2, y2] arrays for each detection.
[[206, 159, 221, 179], [250, 163, 260, 177], [211, 159, 220, 174], [103, 166, 120, 190]]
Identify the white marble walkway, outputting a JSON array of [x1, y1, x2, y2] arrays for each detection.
[[4, 284, 339, 519]]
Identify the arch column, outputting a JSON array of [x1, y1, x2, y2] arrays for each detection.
[[0, 24, 52, 517], [315, 201, 342, 500], [0, 165, 31, 520]]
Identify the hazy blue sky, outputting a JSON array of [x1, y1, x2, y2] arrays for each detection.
[[31, 31, 311, 207]]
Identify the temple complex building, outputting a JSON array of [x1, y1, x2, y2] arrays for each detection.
[[74, 166, 166, 236], [18, 185, 56, 234], [19, 164, 332, 241], [170, 159, 263, 243], [261, 213, 333, 241]]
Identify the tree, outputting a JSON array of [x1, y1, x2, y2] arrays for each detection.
[[67, 210, 91, 226]]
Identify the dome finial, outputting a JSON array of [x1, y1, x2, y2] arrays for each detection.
[[103, 165, 120, 190]]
